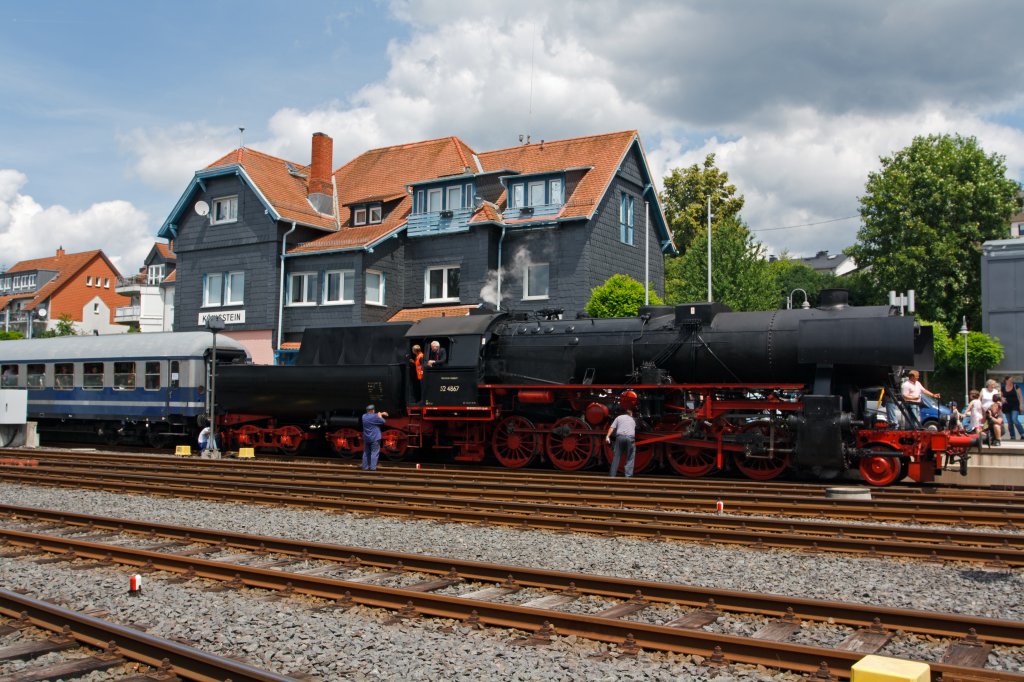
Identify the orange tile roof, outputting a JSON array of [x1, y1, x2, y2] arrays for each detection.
[[1, 249, 123, 312], [475, 130, 637, 222], [389, 305, 476, 322], [292, 137, 478, 254], [0, 293, 33, 310], [206, 147, 338, 231], [280, 341, 301, 350], [162, 270, 177, 284], [154, 242, 176, 260]]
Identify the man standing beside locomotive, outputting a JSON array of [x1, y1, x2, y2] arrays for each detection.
[[901, 370, 940, 429], [605, 407, 637, 478], [360, 404, 388, 471]]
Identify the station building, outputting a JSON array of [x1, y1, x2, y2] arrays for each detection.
[[159, 131, 676, 364]]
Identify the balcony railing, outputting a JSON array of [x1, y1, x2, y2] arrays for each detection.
[[114, 305, 141, 321]]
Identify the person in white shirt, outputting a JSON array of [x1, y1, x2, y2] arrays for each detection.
[[605, 408, 637, 478], [901, 370, 939, 429], [980, 379, 1000, 412], [966, 390, 986, 434]]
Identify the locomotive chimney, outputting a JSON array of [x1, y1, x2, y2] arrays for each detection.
[[307, 132, 334, 216], [817, 288, 849, 310]]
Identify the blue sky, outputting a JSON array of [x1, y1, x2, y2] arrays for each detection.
[[2, 0, 1024, 271]]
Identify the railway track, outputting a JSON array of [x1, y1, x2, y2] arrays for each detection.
[[0, 507, 1019, 680], [0, 588, 295, 681], [1, 465, 1023, 566], [5, 449, 1024, 525]]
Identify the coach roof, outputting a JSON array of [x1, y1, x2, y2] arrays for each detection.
[[0, 332, 249, 363]]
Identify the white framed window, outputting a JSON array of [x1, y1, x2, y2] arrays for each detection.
[[425, 265, 460, 303], [324, 270, 355, 304], [528, 180, 545, 207], [203, 271, 244, 306], [620, 192, 634, 245], [524, 263, 550, 300], [365, 270, 385, 306], [549, 178, 562, 205], [147, 264, 165, 285], [511, 183, 524, 208], [92, 302, 100, 314], [225, 271, 244, 304], [86, 276, 92, 287], [212, 195, 238, 224], [203, 273, 223, 307], [104, 277, 110, 288], [353, 207, 367, 226], [416, 190, 424, 214], [427, 188, 443, 212], [446, 185, 462, 210], [368, 204, 382, 224], [288, 272, 317, 305]]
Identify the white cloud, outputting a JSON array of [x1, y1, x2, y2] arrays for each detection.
[[119, 123, 241, 193], [0, 170, 152, 273]]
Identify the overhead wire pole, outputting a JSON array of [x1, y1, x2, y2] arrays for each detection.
[[644, 201, 650, 305], [706, 194, 713, 302]]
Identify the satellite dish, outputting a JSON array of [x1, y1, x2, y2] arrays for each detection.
[[194, 201, 210, 217], [36, 308, 47, 318]]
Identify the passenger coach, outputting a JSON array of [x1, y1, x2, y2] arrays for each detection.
[[0, 332, 248, 446]]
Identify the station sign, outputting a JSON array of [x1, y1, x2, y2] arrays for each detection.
[[198, 310, 245, 325]]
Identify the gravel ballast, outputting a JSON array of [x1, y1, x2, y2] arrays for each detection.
[[0, 483, 1021, 679]]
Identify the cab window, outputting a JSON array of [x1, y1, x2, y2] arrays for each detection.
[[54, 363, 74, 390], [0, 364, 17, 387], [26, 364, 45, 388], [114, 362, 136, 390]]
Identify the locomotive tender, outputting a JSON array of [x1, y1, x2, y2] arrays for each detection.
[[217, 289, 974, 485]]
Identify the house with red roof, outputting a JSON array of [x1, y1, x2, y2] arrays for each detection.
[[113, 241, 177, 332], [159, 131, 675, 363], [0, 247, 129, 337]]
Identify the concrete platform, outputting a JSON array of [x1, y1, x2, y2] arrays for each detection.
[[949, 438, 1024, 487]]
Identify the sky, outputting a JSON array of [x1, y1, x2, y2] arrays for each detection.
[[2, 0, 1024, 273]]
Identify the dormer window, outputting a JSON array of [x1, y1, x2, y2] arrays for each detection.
[[369, 204, 382, 224], [508, 177, 564, 209], [427, 188, 443, 212], [412, 182, 474, 214], [353, 207, 367, 226]]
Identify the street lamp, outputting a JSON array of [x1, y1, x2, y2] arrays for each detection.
[[205, 315, 225, 459], [787, 289, 811, 310], [959, 316, 969, 408]]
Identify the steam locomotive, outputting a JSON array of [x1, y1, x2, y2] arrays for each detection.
[[216, 289, 975, 485]]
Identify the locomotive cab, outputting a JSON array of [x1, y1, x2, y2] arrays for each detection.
[[406, 313, 504, 408]]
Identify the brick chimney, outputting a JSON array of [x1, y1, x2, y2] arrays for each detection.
[[56, 246, 65, 259], [307, 132, 334, 215]]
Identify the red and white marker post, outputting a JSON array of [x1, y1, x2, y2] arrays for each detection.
[[128, 574, 143, 596]]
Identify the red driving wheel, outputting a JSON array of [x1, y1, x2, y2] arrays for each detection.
[[732, 421, 790, 481], [491, 416, 538, 468], [381, 429, 409, 461], [547, 417, 598, 471], [664, 421, 717, 478], [859, 444, 902, 486]]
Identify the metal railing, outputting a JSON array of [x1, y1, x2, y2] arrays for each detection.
[[114, 305, 141, 321]]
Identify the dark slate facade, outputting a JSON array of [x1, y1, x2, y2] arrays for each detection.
[[982, 238, 1024, 374]]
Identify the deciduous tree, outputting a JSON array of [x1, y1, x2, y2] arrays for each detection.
[[664, 216, 777, 311], [847, 134, 1020, 330], [585, 274, 662, 318], [660, 154, 744, 253]]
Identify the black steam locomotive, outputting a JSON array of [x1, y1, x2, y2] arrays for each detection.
[[216, 289, 972, 485]]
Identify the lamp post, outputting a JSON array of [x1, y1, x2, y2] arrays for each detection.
[[787, 289, 811, 310], [959, 316, 969, 408], [205, 315, 225, 459], [706, 194, 713, 302]]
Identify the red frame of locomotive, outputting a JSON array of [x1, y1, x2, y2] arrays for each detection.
[[219, 381, 975, 486]]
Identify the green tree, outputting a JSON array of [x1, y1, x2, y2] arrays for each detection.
[[664, 216, 778, 311], [766, 259, 837, 309], [847, 133, 1020, 331], [38, 314, 78, 338], [585, 274, 662, 318], [660, 153, 745, 253]]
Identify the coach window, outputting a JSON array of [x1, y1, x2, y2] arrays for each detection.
[[114, 362, 136, 390], [170, 361, 180, 389], [144, 362, 161, 390], [83, 363, 103, 390], [26, 364, 45, 388], [54, 363, 73, 390], [0, 364, 17, 387]]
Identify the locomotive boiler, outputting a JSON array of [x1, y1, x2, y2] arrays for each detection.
[[215, 289, 972, 485]]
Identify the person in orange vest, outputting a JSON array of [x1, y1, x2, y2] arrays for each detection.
[[410, 344, 424, 402]]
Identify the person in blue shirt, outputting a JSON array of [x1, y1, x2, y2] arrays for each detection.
[[360, 404, 388, 471]]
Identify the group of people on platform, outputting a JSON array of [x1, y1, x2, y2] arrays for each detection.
[[894, 370, 1023, 445], [956, 376, 1023, 446]]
